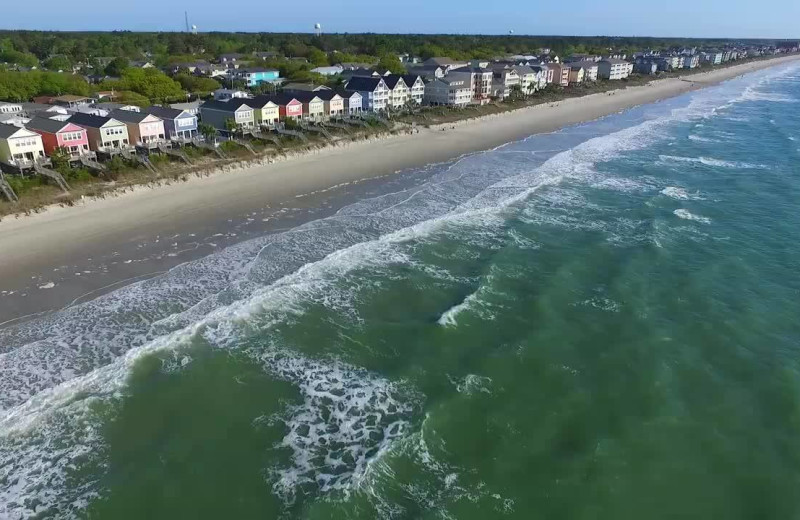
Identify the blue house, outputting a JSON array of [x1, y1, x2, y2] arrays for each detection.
[[235, 68, 281, 87], [145, 106, 198, 140]]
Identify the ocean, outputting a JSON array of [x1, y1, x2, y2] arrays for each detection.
[[2, 63, 800, 519]]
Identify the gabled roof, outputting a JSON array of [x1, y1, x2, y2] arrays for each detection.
[[268, 93, 302, 106], [242, 95, 278, 108], [0, 124, 39, 139], [401, 74, 424, 85], [345, 76, 386, 92], [335, 88, 361, 99], [291, 91, 324, 103], [600, 58, 629, 64], [200, 99, 250, 112], [383, 75, 407, 89], [68, 112, 122, 128], [226, 98, 256, 110], [109, 109, 159, 124], [24, 117, 81, 134], [145, 106, 190, 120], [313, 90, 342, 101]]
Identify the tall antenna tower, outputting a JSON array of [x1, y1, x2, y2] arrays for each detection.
[[185, 11, 191, 32]]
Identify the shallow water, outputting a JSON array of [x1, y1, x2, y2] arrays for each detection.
[[2, 63, 800, 519]]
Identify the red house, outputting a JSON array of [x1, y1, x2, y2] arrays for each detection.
[[271, 93, 303, 120], [25, 117, 90, 157]]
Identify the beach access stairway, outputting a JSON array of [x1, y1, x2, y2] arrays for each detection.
[[79, 154, 106, 173], [342, 117, 369, 128], [231, 138, 257, 155], [301, 122, 333, 140], [33, 160, 71, 193], [274, 124, 308, 142], [322, 120, 351, 133], [121, 149, 158, 174], [157, 142, 192, 165], [0, 172, 18, 202], [252, 131, 282, 148], [191, 138, 228, 159]]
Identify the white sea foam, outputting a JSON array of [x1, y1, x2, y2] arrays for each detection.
[[658, 155, 764, 169], [673, 209, 712, 224], [660, 186, 705, 201], [688, 134, 718, 143]]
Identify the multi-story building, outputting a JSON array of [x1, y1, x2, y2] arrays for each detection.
[[68, 113, 131, 152], [0, 124, 47, 168], [344, 76, 389, 112], [448, 66, 493, 103], [400, 75, 426, 105], [199, 99, 255, 131], [490, 65, 520, 99], [423, 77, 473, 107], [597, 58, 633, 80], [25, 117, 90, 157], [383, 75, 411, 109], [109, 109, 166, 146], [144, 106, 198, 140], [235, 68, 281, 87]]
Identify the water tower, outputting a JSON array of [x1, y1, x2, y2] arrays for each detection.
[[314, 23, 322, 37]]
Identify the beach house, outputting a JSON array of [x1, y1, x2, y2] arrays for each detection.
[[292, 92, 326, 122], [572, 61, 599, 81], [490, 66, 520, 99], [567, 64, 586, 85], [423, 77, 473, 107], [235, 68, 282, 87], [400, 75, 426, 105], [0, 125, 46, 168], [597, 58, 633, 80], [311, 65, 344, 76], [383, 75, 411, 109], [68, 113, 130, 151], [25, 117, 90, 157], [543, 62, 570, 87], [449, 66, 493, 103], [243, 96, 281, 128], [144, 106, 198, 140], [344, 76, 389, 112], [110, 109, 166, 146], [268, 94, 304, 121], [512, 65, 539, 94], [337, 90, 363, 115], [314, 90, 345, 118], [0, 102, 22, 115], [199, 99, 255, 131], [422, 57, 468, 73]]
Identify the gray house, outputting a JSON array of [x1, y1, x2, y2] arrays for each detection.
[[199, 99, 255, 131], [145, 106, 198, 140]]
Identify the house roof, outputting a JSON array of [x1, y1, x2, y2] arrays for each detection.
[[335, 88, 361, 99], [345, 76, 385, 92], [201, 99, 243, 112], [450, 66, 492, 74], [244, 95, 279, 108], [425, 57, 464, 66], [0, 124, 36, 139], [109, 109, 157, 124], [68, 112, 120, 128], [225, 98, 255, 110], [269, 93, 302, 105], [145, 105, 188, 120], [283, 83, 331, 92], [401, 74, 423, 85], [238, 67, 279, 74], [382, 75, 407, 89], [291, 91, 323, 103], [24, 117, 77, 134], [313, 90, 342, 101], [600, 58, 629, 65]]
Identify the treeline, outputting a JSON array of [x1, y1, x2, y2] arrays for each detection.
[[0, 69, 90, 101], [1, 30, 789, 66]]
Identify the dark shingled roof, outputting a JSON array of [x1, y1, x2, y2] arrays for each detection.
[[24, 117, 73, 134], [0, 124, 29, 139], [382, 75, 407, 89], [145, 106, 187, 120], [68, 112, 117, 128], [109, 109, 153, 124], [200, 99, 247, 112], [344, 76, 385, 92]]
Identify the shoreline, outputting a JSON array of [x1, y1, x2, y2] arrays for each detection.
[[1, 54, 798, 324]]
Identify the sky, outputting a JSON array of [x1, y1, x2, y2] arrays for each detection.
[[2, 0, 799, 39]]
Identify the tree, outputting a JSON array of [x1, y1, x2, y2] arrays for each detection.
[[199, 123, 217, 142], [376, 54, 406, 75], [308, 48, 329, 67], [43, 55, 72, 72], [223, 118, 238, 136], [49, 146, 71, 172], [174, 73, 221, 94], [104, 57, 129, 76]]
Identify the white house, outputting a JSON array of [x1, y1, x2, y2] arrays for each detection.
[[344, 76, 389, 112], [0, 125, 46, 168], [311, 65, 344, 76], [383, 75, 411, 109], [597, 59, 633, 80], [423, 77, 472, 107]]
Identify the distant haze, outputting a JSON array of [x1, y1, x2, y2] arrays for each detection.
[[2, 0, 799, 39]]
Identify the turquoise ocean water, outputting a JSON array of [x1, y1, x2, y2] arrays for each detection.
[[2, 63, 800, 518]]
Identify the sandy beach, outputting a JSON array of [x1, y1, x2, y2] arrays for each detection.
[[1, 54, 798, 324]]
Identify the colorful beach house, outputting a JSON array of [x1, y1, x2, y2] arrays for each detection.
[[110, 109, 166, 146], [245, 96, 281, 128], [0, 125, 46, 168], [25, 117, 90, 157], [335, 90, 362, 115], [269, 94, 303, 121], [235, 68, 281, 87], [144, 106, 198, 140], [68, 113, 130, 151], [199, 99, 255, 131], [314, 90, 345, 118], [292, 92, 326, 122]]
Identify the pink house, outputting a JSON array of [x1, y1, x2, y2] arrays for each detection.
[[109, 109, 166, 145], [25, 117, 90, 157], [271, 93, 303, 120]]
